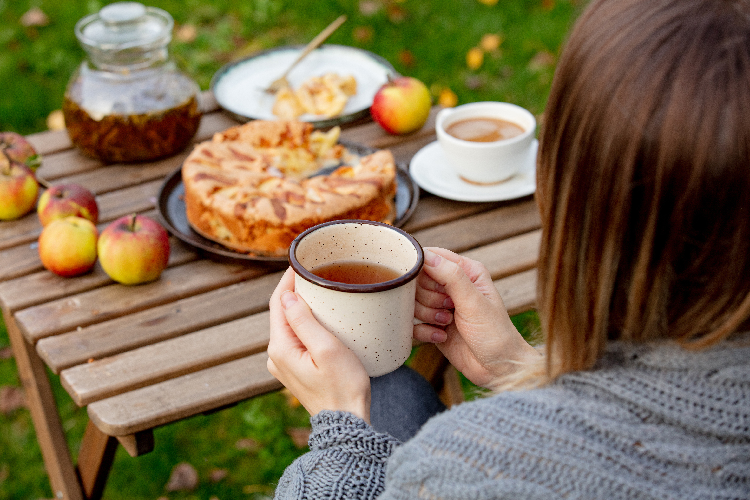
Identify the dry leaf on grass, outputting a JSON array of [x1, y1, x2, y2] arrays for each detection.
[[466, 47, 484, 70], [438, 88, 458, 108], [165, 462, 199, 492], [0, 386, 26, 414], [235, 437, 260, 452], [0, 347, 12, 359], [209, 468, 229, 483], [528, 50, 556, 71], [20, 7, 49, 27], [287, 427, 312, 448]]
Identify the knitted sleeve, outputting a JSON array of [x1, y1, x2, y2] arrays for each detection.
[[273, 410, 401, 500]]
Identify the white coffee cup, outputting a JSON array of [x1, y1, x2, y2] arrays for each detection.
[[436, 101, 536, 184], [288, 220, 424, 377]]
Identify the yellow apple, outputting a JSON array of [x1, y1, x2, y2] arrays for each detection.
[[98, 214, 170, 285], [38, 183, 99, 226], [0, 162, 38, 220], [38, 216, 98, 277], [370, 76, 432, 135]]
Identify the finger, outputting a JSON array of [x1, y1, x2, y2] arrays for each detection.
[[418, 272, 447, 294], [280, 291, 347, 361], [414, 300, 453, 326], [413, 322, 448, 343], [416, 285, 454, 310], [426, 247, 488, 284]]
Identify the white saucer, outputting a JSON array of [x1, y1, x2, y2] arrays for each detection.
[[409, 140, 537, 202]]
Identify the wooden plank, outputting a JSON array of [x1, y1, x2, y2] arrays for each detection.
[[401, 195, 503, 234], [87, 351, 281, 436], [496, 268, 538, 316], [61, 311, 272, 406], [413, 199, 540, 253], [15, 258, 269, 342], [1, 311, 84, 500], [463, 229, 540, 280], [0, 237, 198, 313], [37, 272, 283, 374], [26, 129, 73, 156], [116, 431, 154, 458]]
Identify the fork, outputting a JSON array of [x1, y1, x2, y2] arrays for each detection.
[[263, 14, 348, 94]]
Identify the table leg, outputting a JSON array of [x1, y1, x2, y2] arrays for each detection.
[[77, 422, 118, 500], [3, 312, 84, 500]]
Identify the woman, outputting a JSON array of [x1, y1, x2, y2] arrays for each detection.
[[266, 0, 750, 497]]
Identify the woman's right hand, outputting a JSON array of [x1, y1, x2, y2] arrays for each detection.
[[414, 247, 540, 389]]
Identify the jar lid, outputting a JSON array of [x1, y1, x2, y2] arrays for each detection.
[[75, 2, 173, 52]]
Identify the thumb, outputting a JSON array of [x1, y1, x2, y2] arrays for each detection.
[[422, 249, 488, 312]]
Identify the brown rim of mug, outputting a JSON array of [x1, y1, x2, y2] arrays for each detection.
[[288, 219, 424, 293]]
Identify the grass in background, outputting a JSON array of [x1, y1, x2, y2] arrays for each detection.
[[1, 0, 576, 497]]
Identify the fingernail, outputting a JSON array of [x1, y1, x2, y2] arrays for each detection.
[[425, 249, 441, 267], [443, 296, 454, 308], [431, 330, 447, 343], [280, 290, 297, 309], [435, 310, 451, 324]]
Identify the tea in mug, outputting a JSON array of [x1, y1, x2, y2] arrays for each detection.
[[445, 117, 525, 142], [311, 261, 402, 284]]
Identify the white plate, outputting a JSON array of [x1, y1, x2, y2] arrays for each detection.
[[409, 140, 537, 202], [211, 44, 397, 128]]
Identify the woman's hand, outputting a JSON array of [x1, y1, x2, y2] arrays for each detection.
[[413, 247, 540, 389], [267, 268, 372, 422]]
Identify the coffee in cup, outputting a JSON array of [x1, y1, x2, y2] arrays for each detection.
[[436, 101, 536, 184], [288, 220, 424, 377]]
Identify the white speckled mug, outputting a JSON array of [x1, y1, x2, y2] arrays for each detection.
[[289, 220, 424, 377]]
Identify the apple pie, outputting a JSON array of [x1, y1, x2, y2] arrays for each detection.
[[182, 120, 397, 256]]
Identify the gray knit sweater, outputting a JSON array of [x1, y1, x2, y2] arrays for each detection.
[[274, 334, 750, 499]]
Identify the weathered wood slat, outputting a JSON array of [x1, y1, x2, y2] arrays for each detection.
[[0, 238, 198, 313], [37, 272, 283, 373], [15, 259, 269, 342], [413, 198, 540, 252], [61, 312, 272, 406], [87, 352, 280, 436]]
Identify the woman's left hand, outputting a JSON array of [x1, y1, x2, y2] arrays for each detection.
[[267, 268, 372, 423]]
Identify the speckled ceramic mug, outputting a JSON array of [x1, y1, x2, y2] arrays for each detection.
[[289, 220, 424, 377]]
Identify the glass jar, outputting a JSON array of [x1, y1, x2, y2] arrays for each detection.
[[63, 2, 202, 163]]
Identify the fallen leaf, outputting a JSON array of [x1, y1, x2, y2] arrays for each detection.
[[477, 0, 499, 5], [466, 47, 484, 70], [438, 88, 458, 108], [465, 75, 484, 90], [542, 0, 556, 10], [386, 4, 407, 23], [353, 26, 374, 43], [359, 0, 381, 16], [480, 33, 503, 52], [528, 50, 556, 71], [46, 110, 65, 131], [398, 50, 416, 68], [175, 24, 198, 43], [0, 386, 26, 414], [165, 462, 199, 492], [286, 427, 311, 448], [0, 347, 12, 360], [209, 468, 228, 483], [20, 7, 49, 27], [235, 437, 260, 451]]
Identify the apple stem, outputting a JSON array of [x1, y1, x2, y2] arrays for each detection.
[[129, 214, 138, 232]]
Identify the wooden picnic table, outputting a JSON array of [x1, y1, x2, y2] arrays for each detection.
[[0, 92, 540, 500]]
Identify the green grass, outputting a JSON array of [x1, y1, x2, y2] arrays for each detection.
[[1, 0, 575, 497]]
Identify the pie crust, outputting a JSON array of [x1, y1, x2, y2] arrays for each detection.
[[182, 120, 397, 256]]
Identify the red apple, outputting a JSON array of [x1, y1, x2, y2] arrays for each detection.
[[98, 214, 170, 285], [37, 183, 99, 226], [38, 216, 98, 277], [370, 76, 432, 135], [0, 132, 41, 171]]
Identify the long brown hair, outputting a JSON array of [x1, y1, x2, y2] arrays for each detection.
[[536, 0, 750, 379]]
